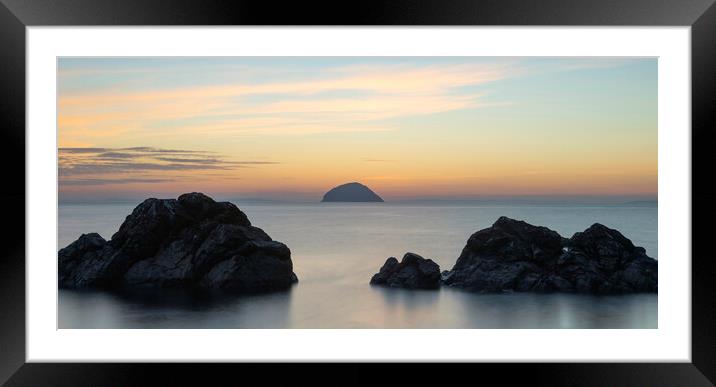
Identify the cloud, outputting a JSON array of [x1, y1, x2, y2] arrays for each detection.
[[60, 147, 108, 153], [96, 152, 138, 159], [58, 62, 514, 140], [58, 147, 278, 186], [59, 177, 172, 186], [60, 146, 212, 155], [59, 161, 234, 176], [152, 156, 280, 165], [152, 156, 225, 164], [124, 147, 211, 154], [229, 161, 280, 165]]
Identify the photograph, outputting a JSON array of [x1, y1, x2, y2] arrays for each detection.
[[3, 0, 714, 382], [56, 56, 658, 329]]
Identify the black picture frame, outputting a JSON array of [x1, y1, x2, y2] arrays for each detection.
[[1, 0, 714, 385]]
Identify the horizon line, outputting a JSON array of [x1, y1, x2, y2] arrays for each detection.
[[58, 193, 658, 204]]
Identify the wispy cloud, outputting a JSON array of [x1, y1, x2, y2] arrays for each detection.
[[60, 177, 172, 186], [58, 63, 514, 141], [58, 147, 278, 186], [60, 146, 211, 155]]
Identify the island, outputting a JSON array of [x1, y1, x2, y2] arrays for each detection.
[[58, 192, 298, 292], [321, 182, 384, 202]]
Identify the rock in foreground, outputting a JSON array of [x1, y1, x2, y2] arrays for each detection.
[[441, 217, 657, 294], [58, 192, 298, 292], [321, 182, 384, 202], [370, 252, 441, 289]]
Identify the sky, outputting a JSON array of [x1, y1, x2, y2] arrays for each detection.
[[57, 57, 657, 202]]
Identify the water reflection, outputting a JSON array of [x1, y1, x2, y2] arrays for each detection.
[[374, 286, 440, 309], [59, 286, 656, 329], [59, 287, 294, 329], [436, 289, 657, 329]]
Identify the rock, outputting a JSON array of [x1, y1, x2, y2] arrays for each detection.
[[321, 182, 384, 202], [370, 253, 440, 289], [58, 192, 298, 292], [57, 233, 119, 288], [441, 216, 657, 294], [560, 223, 657, 293]]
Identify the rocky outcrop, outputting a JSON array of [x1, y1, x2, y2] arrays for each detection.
[[370, 252, 440, 289], [321, 182, 384, 202], [441, 217, 657, 294], [58, 192, 298, 292]]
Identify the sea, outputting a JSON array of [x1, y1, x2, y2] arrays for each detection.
[[58, 200, 658, 329]]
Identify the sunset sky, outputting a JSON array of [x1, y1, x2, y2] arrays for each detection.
[[58, 57, 657, 202]]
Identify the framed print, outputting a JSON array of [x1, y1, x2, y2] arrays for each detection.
[[1, 0, 715, 385]]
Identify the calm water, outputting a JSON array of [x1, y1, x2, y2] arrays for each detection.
[[58, 201, 658, 329]]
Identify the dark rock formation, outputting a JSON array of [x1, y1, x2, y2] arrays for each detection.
[[58, 192, 298, 292], [321, 182, 384, 202], [370, 252, 440, 289], [441, 216, 657, 294]]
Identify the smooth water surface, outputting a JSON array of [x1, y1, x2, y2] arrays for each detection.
[[58, 201, 658, 328]]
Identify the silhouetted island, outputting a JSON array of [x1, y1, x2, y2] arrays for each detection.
[[370, 217, 657, 294], [58, 192, 298, 292], [321, 182, 384, 202]]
